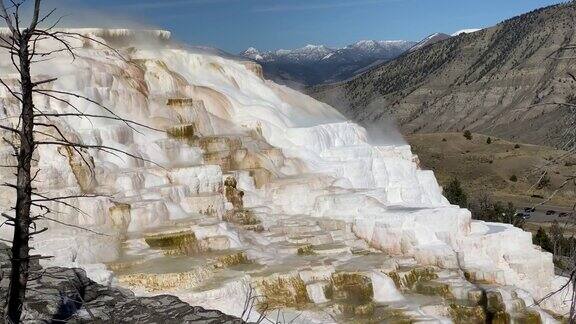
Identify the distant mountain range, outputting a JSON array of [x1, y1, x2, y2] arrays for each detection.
[[240, 40, 416, 87], [310, 2, 575, 147], [240, 30, 481, 87]]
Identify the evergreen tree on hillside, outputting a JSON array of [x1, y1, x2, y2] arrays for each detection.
[[497, 201, 524, 228], [443, 179, 468, 208], [533, 227, 553, 253]]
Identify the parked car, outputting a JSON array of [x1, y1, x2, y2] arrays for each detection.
[[546, 210, 556, 215], [515, 212, 531, 219]]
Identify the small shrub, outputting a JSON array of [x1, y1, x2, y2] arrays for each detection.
[[297, 245, 315, 256], [486, 137, 492, 144], [463, 130, 473, 140], [509, 175, 518, 182], [442, 138, 447, 142], [514, 144, 520, 149]]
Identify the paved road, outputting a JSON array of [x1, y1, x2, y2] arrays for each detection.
[[519, 204, 575, 223]]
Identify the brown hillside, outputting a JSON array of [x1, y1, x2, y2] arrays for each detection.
[[312, 3, 576, 147]]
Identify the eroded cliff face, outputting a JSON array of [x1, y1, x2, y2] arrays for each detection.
[[0, 28, 568, 322]]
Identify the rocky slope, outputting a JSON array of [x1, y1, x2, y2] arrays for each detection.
[[0, 28, 569, 322], [311, 2, 576, 147], [240, 40, 416, 87]]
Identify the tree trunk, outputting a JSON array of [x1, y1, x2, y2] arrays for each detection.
[[6, 31, 35, 324]]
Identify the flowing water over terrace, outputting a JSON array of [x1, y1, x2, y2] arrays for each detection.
[[108, 206, 549, 323], [105, 121, 551, 321]]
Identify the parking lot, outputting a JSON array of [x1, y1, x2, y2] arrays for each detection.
[[519, 205, 575, 223]]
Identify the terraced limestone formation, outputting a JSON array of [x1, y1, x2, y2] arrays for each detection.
[[0, 28, 570, 322]]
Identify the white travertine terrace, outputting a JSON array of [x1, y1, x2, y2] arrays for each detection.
[[0, 28, 569, 322], [0, 27, 172, 40]]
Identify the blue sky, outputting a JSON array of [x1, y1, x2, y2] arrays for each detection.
[[39, 0, 567, 53]]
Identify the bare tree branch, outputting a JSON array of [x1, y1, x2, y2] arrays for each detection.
[[35, 140, 163, 168], [0, 0, 16, 34], [40, 215, 109, 236], [36, 112, 164, 133], [28, 0, 42, 30]]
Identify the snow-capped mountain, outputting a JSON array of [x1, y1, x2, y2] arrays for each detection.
[[242, 47, 264, 61], [408, 33, 451, 52], [241, 30, 486, 88], [408, 29, 482, 53], [329, 40, 415, 64], [240, 39, 416, 87], [451, 28, 481, 36], [242, 44, 334, 63], [242, 40, 414, 64]]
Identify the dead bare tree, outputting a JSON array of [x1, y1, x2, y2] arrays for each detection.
[[0, 1, 160, 322]]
